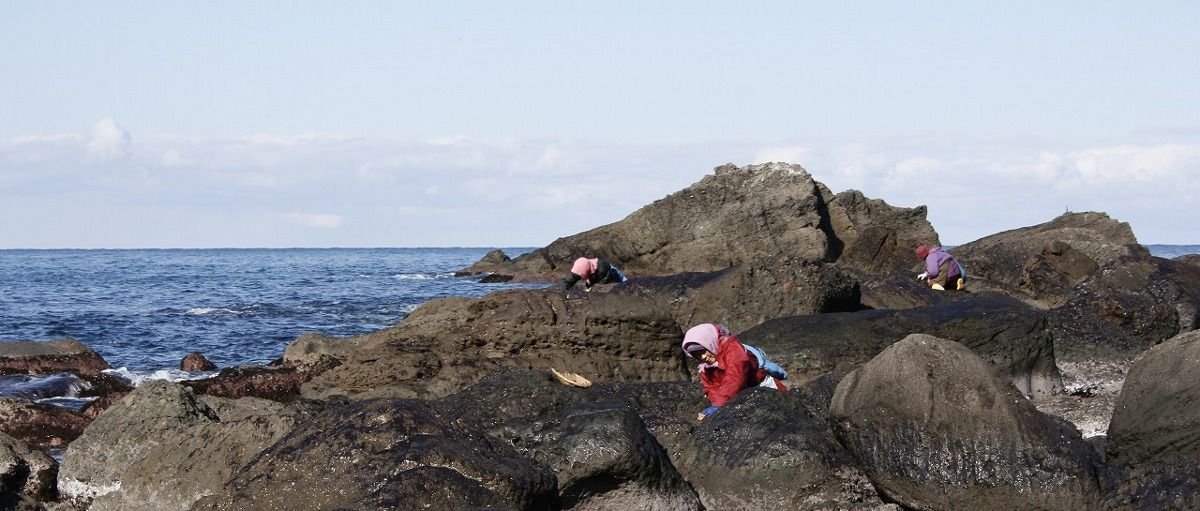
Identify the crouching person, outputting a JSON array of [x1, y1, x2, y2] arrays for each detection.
[[681, 323, 787, 421]]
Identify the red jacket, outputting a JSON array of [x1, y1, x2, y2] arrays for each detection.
[[699, 337, 762, 406]]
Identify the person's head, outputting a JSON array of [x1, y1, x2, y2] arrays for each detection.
[[681, 323, 724, 363], [915, 245, 930, 261], [684, 345, 717, 364], [570, 257, 594, 278]]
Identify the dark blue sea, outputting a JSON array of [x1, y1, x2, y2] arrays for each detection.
[[0, 245, 1196, 406], [0, 248, 542, 389]]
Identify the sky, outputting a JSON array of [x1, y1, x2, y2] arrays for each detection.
[[2, 2, 1198, 248]]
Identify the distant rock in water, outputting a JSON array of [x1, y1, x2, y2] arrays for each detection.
[[454, 249, 512, 277], [459, 162, 938, 282], [0, 338, 112, 378], [179, 352, 216, 372]]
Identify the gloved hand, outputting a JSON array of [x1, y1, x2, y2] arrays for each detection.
[[916, 272, 928, 280]]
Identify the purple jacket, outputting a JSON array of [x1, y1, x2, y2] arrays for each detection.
[[924, 247, 961, 279]]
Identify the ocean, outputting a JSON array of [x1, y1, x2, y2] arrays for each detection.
[[0, 248, 541, 389], [1, 245, 1197, 406]]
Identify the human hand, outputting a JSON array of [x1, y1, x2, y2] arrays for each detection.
[[916, 272, 928, 280], [696, 412, 707, 421]]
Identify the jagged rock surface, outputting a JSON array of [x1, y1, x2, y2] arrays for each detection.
[[191, 397, 559, 511], [950, 212, 1146, 304], [0, 432, 57, 508], [57, 381, 315, 511], [739, 292, 1063, 398], [458, 162, 937, 282]]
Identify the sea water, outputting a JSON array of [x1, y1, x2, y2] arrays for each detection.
[[0, 248, 542, 388]]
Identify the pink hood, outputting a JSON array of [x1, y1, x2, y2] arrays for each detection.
[[681, 323, 731, 371], [570, 257, 598, 282]]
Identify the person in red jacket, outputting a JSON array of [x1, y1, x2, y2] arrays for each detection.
[[680, 323, 785, 421]]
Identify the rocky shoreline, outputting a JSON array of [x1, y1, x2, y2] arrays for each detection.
[[3, 162, 1199, 510]]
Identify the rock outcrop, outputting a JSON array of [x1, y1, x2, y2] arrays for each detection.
[[57, 381, 316, 511], [179, 352, 216, 372], [1049, 255, 1200, 363], [191, 397, 559, 511], [0, 339, 112, 378], [0, 398, 90, 451], [0, 432, 57, 508], [458, 162, 937, 283], [297, 288, 687, 400], [950, 212, 1147, 305], [830, 334, 1100, 510], [739, 292, 1063, 398], [1103, 330, 1200, 510]]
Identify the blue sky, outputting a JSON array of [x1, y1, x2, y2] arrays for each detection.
[[2, 2, 1197, 247]]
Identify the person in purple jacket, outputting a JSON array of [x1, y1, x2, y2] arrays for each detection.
[[915, 245, 965, 291]]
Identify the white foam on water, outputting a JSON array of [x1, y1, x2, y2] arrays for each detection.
[[393, 273, 436, 280], [185, 307, 241, 315], [104, 367, 218, 386]]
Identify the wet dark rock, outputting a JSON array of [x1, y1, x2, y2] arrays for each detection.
[[739, 292, 1063, 398], [830, 334, 1101, 511], [458, 162, 937, 282], [191, 397, 559, 511], [1102, 330, 1200, 510], [182, 354, 341, 402], [617, 258, 861, 332], [0, 431, 57, 504], [1049, 255, 1200, 363], [951, 212, 1146, 304], [479, 273, 514, 283], [0, 339, 111, 379], [0, 398, 90, 451], [179, 352, 216, 372], [676, 387, 886, 510], [57, 381, 316, 511], [442, 370, 892, 510]]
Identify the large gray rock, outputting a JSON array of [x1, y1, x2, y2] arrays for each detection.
[[0, 431, 56, 507], [57, 381, 311, 511], [1103, 330, 1200, 510], [459, 162, 937, 281], [191, 397, 559, 511], [830, 334, 1100, 511], [740, 292, 1064, 398]]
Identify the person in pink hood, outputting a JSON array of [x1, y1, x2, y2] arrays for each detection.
[[681, 323, 787, 421], [562, 257, 627, 291]]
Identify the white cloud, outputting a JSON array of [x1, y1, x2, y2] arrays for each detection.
[[752, 146, 810, 166], [1069, 144, 1199, 183], [3, 123, 1198, 247], [282, 212, 344, 228], [87, 117, 132, 163]]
